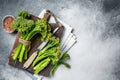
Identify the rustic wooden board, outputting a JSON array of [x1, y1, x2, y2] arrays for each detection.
[[8, 14, 64, 77]]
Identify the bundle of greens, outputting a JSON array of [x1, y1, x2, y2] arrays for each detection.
[[32, 36, 71, 75], [11, 10, 71, 76], [11, 10, 51, 62], [32, 36, 61, 74]]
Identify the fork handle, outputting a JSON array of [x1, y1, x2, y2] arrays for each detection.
[[23, 50, 38, 69]]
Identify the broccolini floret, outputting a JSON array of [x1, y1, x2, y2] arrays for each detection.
[[18, 10, 30, 19]]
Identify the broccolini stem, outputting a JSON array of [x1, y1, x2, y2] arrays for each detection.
[[50, 62, 60, 76], [12, 43, 22, 60], [24, 46, 28, 60], [12, 33, 28, 61], [19, 45, 26, 62], [33, 58, 50, 74], [32, 52, 58, 66], [19, 30, 38, 62], [17, 33, 29, 62], [25, 30, 38, 41]]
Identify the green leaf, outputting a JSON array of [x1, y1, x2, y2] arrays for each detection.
[[61, 61, 71, 68], [60, 53, 70, 61]]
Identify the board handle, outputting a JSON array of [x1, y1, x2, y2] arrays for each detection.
[[43, 11, 51, 21]]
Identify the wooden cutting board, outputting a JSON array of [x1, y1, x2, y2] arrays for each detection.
[[8, 12, 64, 77]]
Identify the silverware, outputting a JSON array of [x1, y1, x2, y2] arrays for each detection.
[[23, 27, 59, 69]]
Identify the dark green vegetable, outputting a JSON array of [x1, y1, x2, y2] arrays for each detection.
[[50, 53, 71, 76]]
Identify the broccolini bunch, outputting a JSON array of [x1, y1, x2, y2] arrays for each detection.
[[32, 36, 61, 74], [11, 10, 70, 76], [11, 10, 51, 62]]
